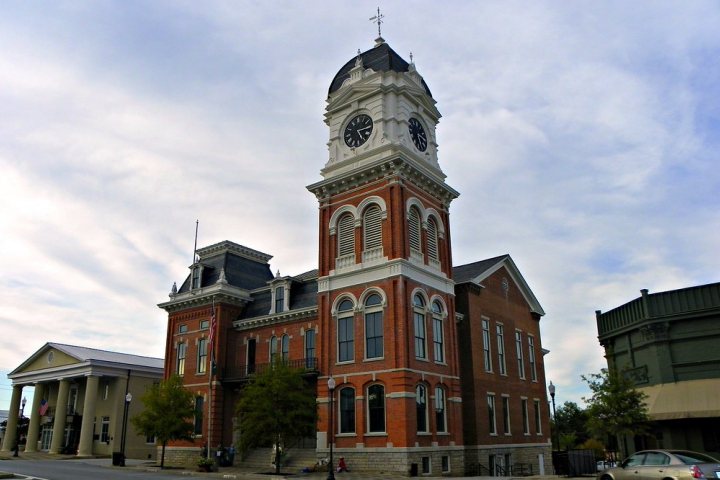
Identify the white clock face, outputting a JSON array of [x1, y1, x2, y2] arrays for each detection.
[[408, 117, 427, 152]]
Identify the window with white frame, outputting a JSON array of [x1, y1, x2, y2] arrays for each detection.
[[433, 301, 445, 363], [482, 319, 492, 372], [487, 394, 497, 435], [416, 385, 428, 433], [368, 384, 385, 433], [337, 299, 354, 362], [197, 338, 207, 374], [521, 398, 529, 434], [191, 266, 201, 289], [363, 205, 382, 250], [179, 324, 187, 334], [200, 319, 209, 330], [516, 331, 525, 379], [337, 213, 355, 258], [275, 286, 285, 313], [270, 336, 278, 362], [534, 399, 542, 434], [502, 395, 511, 434], [497, 324, 506, 375], [339, 387, 356, 434], [413, 294, 427, 359], [281, 334, 289, 361], [177, 342, 186, 376], [364, 294, 383, 359], [528, 335, 537, 381], [100, 416, 110, 442], [305, 329, 315, 367], [435, 386, 447, 433]]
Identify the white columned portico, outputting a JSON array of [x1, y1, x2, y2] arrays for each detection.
[[0, 385, 23, 452], [49, 378, 71, 454], [77, 375, 100, 456], [24, 383, 45, 452]]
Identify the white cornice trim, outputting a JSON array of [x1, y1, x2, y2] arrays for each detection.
[[196, 240, 272, 263], [233, 306, 319, 332], [158, 283, 253, 312], [9, 361, 163, 386]]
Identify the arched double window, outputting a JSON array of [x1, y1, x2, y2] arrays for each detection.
[[413, 294, 427, 360], [364, 294, 384, 359], [368, 384, 386, 433], [339, 387, 356, 434], [337, 299, 355, 363]]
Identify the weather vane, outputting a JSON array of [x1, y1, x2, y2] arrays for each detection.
[[369, 7, 384, 37]]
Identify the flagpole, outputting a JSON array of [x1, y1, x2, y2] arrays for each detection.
[[207, 297, 215, 460]]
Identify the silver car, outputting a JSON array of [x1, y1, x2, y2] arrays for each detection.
[[598, 450, 720, 480]]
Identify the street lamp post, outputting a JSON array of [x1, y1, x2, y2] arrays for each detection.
[[548, 381, 559, 451], [327, 377, 336, 480], [120, 392, 132, 467], [14, 397, 26, 457]]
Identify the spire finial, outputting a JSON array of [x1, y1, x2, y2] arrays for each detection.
[[369, 7, 384, 37], [409, 52, 413, 64]]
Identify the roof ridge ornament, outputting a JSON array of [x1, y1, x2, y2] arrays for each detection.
[[369, 7, 384, 42]]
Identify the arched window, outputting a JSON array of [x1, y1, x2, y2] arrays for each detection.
[[408, 207, 422, 254], [427, 217, 439, 261], [416, 385, 428, 433], [194, 396, 204, 435], [339, 387, 356, 434], [337, 213, 355, 257], [270, 335, 278, 362], [281, 334, 289, 361], [413, 294, 427, 359], [432, 301, 444, 363], [337, 299, 354, 363], [435, 386, 447, 433], [364, 294, 384, 359], [363, 205, 382, 250], [368, 384, 385, 433]]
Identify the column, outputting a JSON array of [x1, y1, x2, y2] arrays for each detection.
[[0, 385, 23, 452], [49, 378, 70, 454], [24, 383, 45, 452], [77, 376, 100, 457]]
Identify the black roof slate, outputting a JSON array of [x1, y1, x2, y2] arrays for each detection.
[[177, 251, 274, 293], [453, 255, 510, 284]]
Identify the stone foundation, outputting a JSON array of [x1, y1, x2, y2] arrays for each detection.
[[463, 443, 553, 476], [323, 446, 465, 477], [157, 446, 204, 468]]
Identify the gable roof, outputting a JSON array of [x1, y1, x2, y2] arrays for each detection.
[[453, 255, 545, 316]]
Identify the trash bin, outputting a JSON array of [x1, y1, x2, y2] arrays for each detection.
[[410, 463, 418, 476], [112, 452, 123, 466]]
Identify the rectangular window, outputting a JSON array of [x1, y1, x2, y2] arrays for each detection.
[[146, 435, 156, 444], [338, 316, 354, 362], [422, 457, 431, 474], [442, 455, 450, 473], [433, 317, 444, 363], [482, 319, 492, 372], [365, 311, 383, 359], [487, 394, 497, 435], [100, 416, 110, 442], [192, 267, 200, 289], [416, 386, 428, 433], [435, 387, 447, 433], [339, 388, 356, 434], [414, 311, 427, 359], [275, 286, 285, 313], [179, 324, 187, 333], [194, 397, 204, 436], [305, 329, 316, 367], [200, 319, 209, 330], [521, 398, 529, 435], [502, 396, 511, 434], [176, 343, 186, 376], [528, 335, 537, 381], [197, 338, 207, 374], [368, 385, 385, 432], [516, 331, 525, 379], [534, 399, 542, 434], [497, 324, 506, 375]]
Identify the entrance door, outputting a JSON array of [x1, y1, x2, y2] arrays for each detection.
[[40, 424, 53, 450]]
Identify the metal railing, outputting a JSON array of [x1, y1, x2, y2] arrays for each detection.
[[223, 357, 319, 381]]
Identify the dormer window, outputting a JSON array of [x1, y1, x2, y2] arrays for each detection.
[[191, 266, 201, 289], [275, 286, 285, 313]]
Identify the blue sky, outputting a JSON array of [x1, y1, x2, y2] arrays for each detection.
[[2, 1, 719, 413]]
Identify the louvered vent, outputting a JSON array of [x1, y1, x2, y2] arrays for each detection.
[[408, 207, 421, 253], [363, 206, 382, 249], [338, 213, 355, 256], [427, 218, 439, 260]]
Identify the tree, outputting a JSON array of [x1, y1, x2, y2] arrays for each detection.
[[582, 366, 650, 459], [553, 401, 591, 449], [130, 375, 196, 468], [235, 360, 319, 475]]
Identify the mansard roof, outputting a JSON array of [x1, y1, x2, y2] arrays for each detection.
[[238, 270, 319, 321], [329, 41, 432, 97]]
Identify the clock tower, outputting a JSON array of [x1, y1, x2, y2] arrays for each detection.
[[308, 37, 463, 472]]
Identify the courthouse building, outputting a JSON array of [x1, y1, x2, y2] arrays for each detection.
[[2, 343, 163, 459], [159, 37, 553, 476]]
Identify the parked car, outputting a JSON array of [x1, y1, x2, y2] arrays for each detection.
[[597, 450, 720, 480], [598, 460, 618, 472]]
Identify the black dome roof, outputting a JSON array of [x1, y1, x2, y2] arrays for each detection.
[[328, 42, 432, 97]]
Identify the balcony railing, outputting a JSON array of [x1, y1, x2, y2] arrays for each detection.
[[223, 357, 319, 381]]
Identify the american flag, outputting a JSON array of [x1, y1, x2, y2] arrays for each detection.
[[39, 399, 49, 416]]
